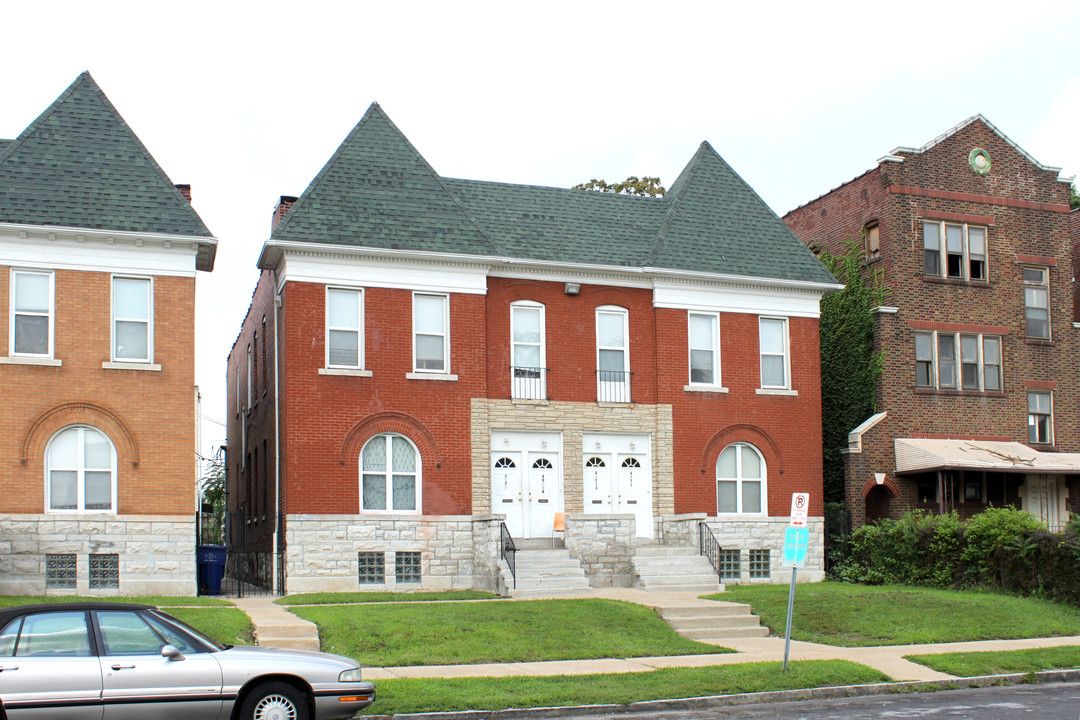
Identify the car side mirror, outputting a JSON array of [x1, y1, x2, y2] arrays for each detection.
[[161, 644, 185, 661]]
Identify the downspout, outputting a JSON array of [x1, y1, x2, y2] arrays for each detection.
[[272, 270, 282, 593]]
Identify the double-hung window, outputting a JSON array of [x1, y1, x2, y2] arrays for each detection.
[[11, 269, 53, 357], [1023, 267, 1050, 340], [716, 443, 766, 515], [112, 277, 152, 363], [413, 293, 449, 373], [511, 302, 545, 399], [327, 287, 363, 368], [914, 331, 1002, 392], [1028, 391, 1052, 444], [758, 317, 789, 389], [688, 312, 720, 386], [596, 306, 630, 402], [923, 221, 987, 280]]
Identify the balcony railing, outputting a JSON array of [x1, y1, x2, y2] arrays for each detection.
[[511, 366, 547, 400], [597, 369, 632, 403]]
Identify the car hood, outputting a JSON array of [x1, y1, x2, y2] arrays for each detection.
[[215, 645, 361, 683]]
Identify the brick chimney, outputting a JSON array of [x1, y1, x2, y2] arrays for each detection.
[[175, 184, 192, 203], [273, 195, 298, 232]]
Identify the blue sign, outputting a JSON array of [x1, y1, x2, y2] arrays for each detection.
[[782, 526, 809, 568]]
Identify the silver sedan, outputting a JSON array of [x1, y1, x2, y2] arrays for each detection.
[[0, 601, 375, 719]]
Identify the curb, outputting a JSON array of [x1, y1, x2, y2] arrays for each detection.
[[361, 669, 1080, 719]]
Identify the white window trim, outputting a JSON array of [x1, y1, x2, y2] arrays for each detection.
[[1022, 266, 1051, 341], [596, 305, 630, 402], [412, 292, 450, 375], [922, 220, 989, 281], [9, 268, 55, 359], [325, 286, 364, 370], [914, 330, 1003, 392], [1027, 390, 1054, 445], [715, 442, 767, 516], [111, 275, 153, 364], [511, 300, 546, 400], [359, 433, 422, 515], [688, 311, 721, 387], [44, 425, 118, 514], [758, 316, 790, 390]]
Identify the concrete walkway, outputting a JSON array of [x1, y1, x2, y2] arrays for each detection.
[[232, 589, 1080, 683]]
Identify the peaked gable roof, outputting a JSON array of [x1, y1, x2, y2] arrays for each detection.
[[0, 72, 213, 239], [271, 103, 835, 286]]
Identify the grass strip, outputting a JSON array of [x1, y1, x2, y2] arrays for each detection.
[[0, 595, 232, 607], [277, 590, 498, 605], [358, 660, 890, 715], [906, 645, 1080, 676], [167, 607, 255, 646], [715, 582, 1080, 647], [292, 598, 728, 666]]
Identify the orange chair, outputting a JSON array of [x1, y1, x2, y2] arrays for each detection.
[[552, 512, 566, 547]]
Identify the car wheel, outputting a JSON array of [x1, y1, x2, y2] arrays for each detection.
[[240, 681, 309, 720]]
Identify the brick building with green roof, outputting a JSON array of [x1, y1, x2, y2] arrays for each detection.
[[229, 103, 839, 594], [0, 73, 216, 594]]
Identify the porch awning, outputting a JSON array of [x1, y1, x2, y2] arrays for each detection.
[[894, 438, 1080, 475]]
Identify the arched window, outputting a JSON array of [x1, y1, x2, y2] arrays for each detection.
[[716, 443, 765, 515], [360, 434, 420, 513], [46, 426, 117, 513]]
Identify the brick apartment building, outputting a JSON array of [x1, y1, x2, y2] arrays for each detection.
[[227, 103, 840, 594], [0, 73, 217, 593], [784, 116, 1080, 528]]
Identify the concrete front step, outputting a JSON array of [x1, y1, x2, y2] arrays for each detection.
[[655, 600, 769, 641], [631, 546, 723, 594], [251, 623, 316, 638], [505, 548, 591, 598], [255, 635, 321, 651], [661, 603, 755, 619]]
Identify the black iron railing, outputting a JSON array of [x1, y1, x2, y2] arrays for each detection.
[[500, 522, 517, 589], [510, 366, 548, 400], [596, 370, 633, 402], [222, 551, 284, 598], [699, 521, 723, 581]]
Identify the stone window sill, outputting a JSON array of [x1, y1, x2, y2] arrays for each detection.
[[1, 356, 62, 367], [922, 276, 991, 288], [684, 385, 729, 393], [103, 361, 161, 371], [756, 388, 798, 396], [319, 368, 373, 377], [1024, 338, 1053, 346], [406, 372, 458, 381], [914, 388, 1006, 397]]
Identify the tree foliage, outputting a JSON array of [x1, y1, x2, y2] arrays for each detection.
[[816, 238, 888, 504], [573, 176, 666, 197], [200, 454, 226, 544]]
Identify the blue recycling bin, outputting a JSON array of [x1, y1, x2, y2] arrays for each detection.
[[197, 544, 227, 595]]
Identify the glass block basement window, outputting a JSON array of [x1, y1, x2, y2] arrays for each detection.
[[358, 552, 385, 584], [395, 552, 421, 584], [46, 554, 77, 589], [748, 549, 771, 579], [718, 549, 741, 579], [89, 554, 119, 589]]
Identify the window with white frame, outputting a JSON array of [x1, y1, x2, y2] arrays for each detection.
[[596, 306, 630, 402], [1028, 391, 1052, 444], [360, 433, 420, 513], [914, 331, 1002, 392], [11, 269, 53, 357], [758, 317, 789, 389], [688, 312, 720, 385], [511, 301, 545, 399], [1023, 267, 1050, 340], [716, 443, 765, 515], [46, 426, 117, 513], [327, 287, 363, 368], [112, 277, 152, 363], [922, 221, 987, 280], [413, 293, 449, 373]]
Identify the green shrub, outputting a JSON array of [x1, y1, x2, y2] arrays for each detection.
[[960, 507, 1045, 587]]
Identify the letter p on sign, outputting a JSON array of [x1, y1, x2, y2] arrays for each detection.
[[790, 493, 809, 527]]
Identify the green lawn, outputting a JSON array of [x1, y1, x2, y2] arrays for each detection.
[[167, 607, 254, 646], [715, 582, 1080, 646], [277, 590, 498, 605], [358, 661, 890, 715], [291, 598, 729, 667], [907, 645, 1080, 676], [0, 595, 232, 607]]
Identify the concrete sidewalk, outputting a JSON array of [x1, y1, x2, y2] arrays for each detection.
[[232, 589, 1080, 683]]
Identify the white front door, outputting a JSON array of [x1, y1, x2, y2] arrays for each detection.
[[491, 432, 562, 539], [1025, 474, 1066, 530], [582, 434, 653, 538]]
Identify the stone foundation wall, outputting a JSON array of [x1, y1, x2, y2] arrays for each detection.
[[0, 514, 195, 595], [701, 516, 826, 584], [564, 514, 636, 587], [284, 514, 503, 594]]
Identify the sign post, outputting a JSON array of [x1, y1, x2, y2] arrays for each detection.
[[782, 493, 809, 671]]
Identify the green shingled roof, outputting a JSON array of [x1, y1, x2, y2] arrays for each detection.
[[0, 72, 213, 238], [274, 103, 835, 285]]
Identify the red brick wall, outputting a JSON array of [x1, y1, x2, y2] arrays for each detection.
[[0, 266, 197, 515]]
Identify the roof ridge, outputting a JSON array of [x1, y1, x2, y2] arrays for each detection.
[[645, 141, 709, 266]]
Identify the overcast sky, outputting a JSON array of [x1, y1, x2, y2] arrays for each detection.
[[2, 1, 1078, 467]]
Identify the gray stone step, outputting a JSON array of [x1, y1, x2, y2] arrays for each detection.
[[631, 545, 723, 594], [660, 603, 752, 618], [504, 548, 591, 598], [655, 600, 769, 641], [682, 626, 771, 641]]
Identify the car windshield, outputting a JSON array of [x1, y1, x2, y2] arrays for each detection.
[[147, 609, 226, 651]]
